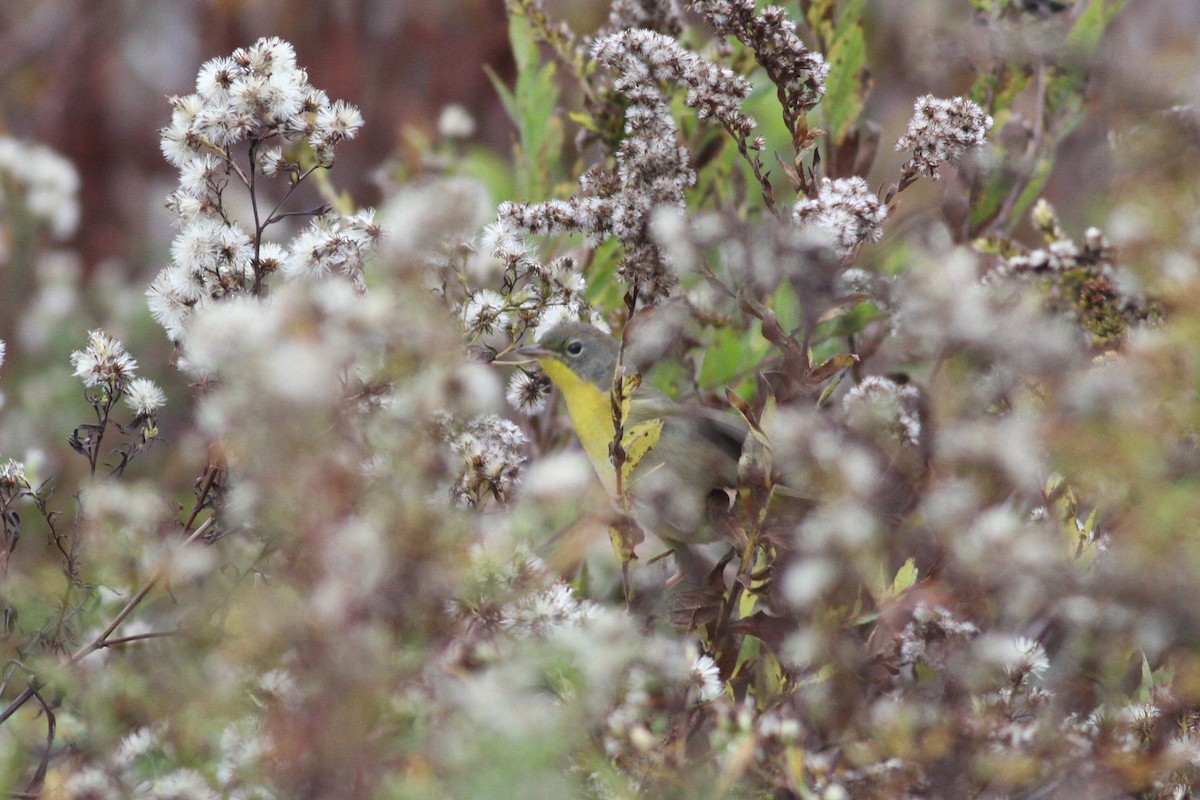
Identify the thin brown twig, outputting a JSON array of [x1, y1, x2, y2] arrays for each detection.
[[22, 689, 54, 797], [72, 517, 213, 665], [98, 630, 179, 649], [183, 464, 220, 533]]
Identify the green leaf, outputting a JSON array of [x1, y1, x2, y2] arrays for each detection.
[[700, 327, 747, 387], [773, 278, 803, 334], [816, 373, 846, 407], [823, 22, 867, 143], [880, 558, 919, 603], [1007, 156, 1053, 227], [584, 239, 623, 305], [972, 66, 1032, 124], [458, 147, 516, 204], [699, 324, 771, 389], [805, 0, 836, 43], [487, 11, 564, 198], [1066, 0, 1127, 59], [808, 353, 857, 384], [968, 166, 1020, 231], [484, 64, 518, 125], [567, 111, 599, 133], [833, 0, 870, 41], [1132, 651, 1172, 705], [810, 301, 883, 345]]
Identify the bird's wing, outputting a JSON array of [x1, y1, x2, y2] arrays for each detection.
[[627, 389, 747, 487]]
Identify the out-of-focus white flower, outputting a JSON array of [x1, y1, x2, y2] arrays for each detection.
[[150, 767, 217, 800], [462, 290, 510, 335], [531, 305, 610, 342], [689, 653, 723, 704], [70, 330, 138, 388], [899, 602, 980, 670], [124, 378, 167, 417], [63, 768, 120, 799], [437, 103, 477, 139], [258, 668, 302, 709], [506, 370, 550, 415], [0, 459, 27, 489], [531, 304, 577, 342], [114, 726, 164, 768], [499, 583, 597, 638], [217, 716, 269, 788], [0, 137, 81, 240], [146, 273, 192, 343], [842, 375, 922, 445], [1003, 636, 1051, 681]]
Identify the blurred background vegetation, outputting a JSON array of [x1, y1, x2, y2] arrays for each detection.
[[2, 0, 1194, 489], [1, 1, 1200, 798]]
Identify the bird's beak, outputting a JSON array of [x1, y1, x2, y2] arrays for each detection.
[[511, 343, 553, 364]]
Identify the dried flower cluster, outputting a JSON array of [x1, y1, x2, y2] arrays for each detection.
[[793, 175, 887, 256], [150, 36, 377, 342], [446, 414, 529, 507], [448, 218, 609, 355], [842, 374, 922, 445], [600, 0, 685, 37], [992, 200, 1158, 346], [896, 94, 994, 179], [506, 368, 551, 415], [69, 329, 139, 390], [691, 0, 829, 123], [501, 28, 756, 304]]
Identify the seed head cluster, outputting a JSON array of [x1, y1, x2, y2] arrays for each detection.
[[600, 0, 685, 37], [896, 95, 993, 178], [842, 375, 922, 446], [993, 201, 1158, 346], [793, 176, 887, 256], [69, 330, 139, 390], [150, 36, 376, 343], [502, 29, 754, 304], [448, 415, 530, 507], [691, 0, 828, 118]]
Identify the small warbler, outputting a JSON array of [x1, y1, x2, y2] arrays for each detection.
[[517, 321, 747, 544]]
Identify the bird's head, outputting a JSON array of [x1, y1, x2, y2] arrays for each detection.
[[516, 322, 619, 390]]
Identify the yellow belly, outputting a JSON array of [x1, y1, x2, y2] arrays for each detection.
[[540, 359, 663, 496]]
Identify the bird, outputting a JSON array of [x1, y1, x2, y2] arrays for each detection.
[[516, 321, 748, 545]]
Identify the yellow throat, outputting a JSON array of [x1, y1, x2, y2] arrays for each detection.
[[538, 356, 663, 497]]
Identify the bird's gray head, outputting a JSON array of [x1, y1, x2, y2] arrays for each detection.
[[534, 322, 619, 388]]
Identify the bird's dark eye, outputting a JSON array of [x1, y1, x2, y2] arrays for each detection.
[[565, 340, 584, 356]]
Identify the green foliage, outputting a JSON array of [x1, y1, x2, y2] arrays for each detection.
[[487, 9, 565, 199], [820, 5, 868, 144]]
